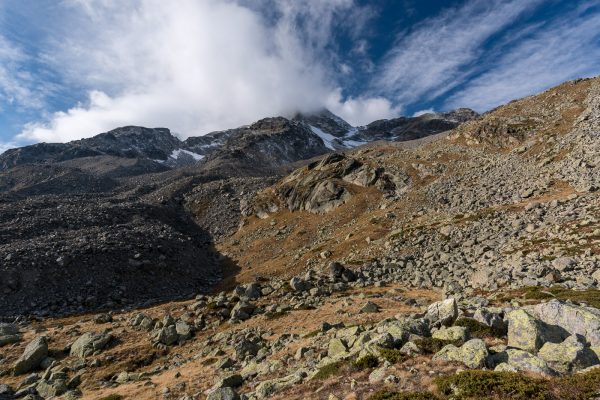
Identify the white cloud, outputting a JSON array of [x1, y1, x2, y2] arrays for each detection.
[[326, 89, 400, 126], [444, 2, 600, 111], [373, 0, 543, 109], [412, 108, 435, 117], [17, 0, 390, 143]]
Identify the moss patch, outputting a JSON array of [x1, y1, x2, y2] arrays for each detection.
[[369, 391, 439, 400], [551, 367, 600, 400], [378, 347, 409, 364], [312, 361, 345, 380], [434, 370, 551, 400], [453, 317, 495, 338], [352, 354, 379, 370], [413, 337, 463, 354], [100, 395, 124, 400], [499, 286, 600, 308]]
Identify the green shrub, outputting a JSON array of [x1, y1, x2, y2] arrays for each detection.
[[352, 354, 379, 370], [100, 395, 124, 400], [453, 317, 494, 338], [378, 347, 408, 364], [312, 361, 344, 380], [264, 311, 288, 320], [369, 391, 438, 400], [434, 370, 551, 400], [552, 367, 600, 400], [413, 337, 462, 354]]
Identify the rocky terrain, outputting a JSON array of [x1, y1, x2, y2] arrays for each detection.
[[0, 107, 473, 318], [1, 76, 600, 399]]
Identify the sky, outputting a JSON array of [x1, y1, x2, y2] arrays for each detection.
[[0, 0, 599, 151]]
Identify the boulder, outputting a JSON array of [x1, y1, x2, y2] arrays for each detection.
[[153, 325, 178, 346], [529, 300, 600, 346], [327, 338, 348, 358], [13, 337, 48, 375], [0, 323, 21, 347], [498, 349, 553, 375], [507, 309, 567, 353], [538, 334, 599, 373], [70, 332, 112, 358], [426, 298, 458, 327], [289, 277, 312, 292], [432, 339, 488, 368], [360, 301, 380, 313], [207, 387, 239, 400], [432, 326, 469, 342]]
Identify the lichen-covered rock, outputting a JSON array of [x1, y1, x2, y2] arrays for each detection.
[[70, 331, 112, 358], [538, 334, 599, 373], [432, 326, 469, 342], [530, 300, 600, 346], [327, 338, 348, 358], [501, 349, 553, 375], [13, 336, 48, 375], [432, 338, 488, 368], [507, 309, 567, 353], [426, 298, 458, 327], [207, 387, 239, 400]]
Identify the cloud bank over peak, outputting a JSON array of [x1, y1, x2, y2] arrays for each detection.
[[17, 0, 397, 143]]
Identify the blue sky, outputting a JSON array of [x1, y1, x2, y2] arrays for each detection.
[[0, 0, 599, 151]]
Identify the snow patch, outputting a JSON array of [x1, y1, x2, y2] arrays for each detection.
[[309, 125, 337, 150], [169, 149, 204, 161]]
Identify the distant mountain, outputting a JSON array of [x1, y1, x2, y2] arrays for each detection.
[[0, 108, 478, 173]]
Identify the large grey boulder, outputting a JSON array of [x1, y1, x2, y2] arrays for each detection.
[[70, 331, 112, 358], [13, 337, 48, 375], [507, 309, 567, 353], [426, 298, 458, 327], [538, 334, 599, 373], [529, 300, 600, 346], [153, 325, 178, 346]]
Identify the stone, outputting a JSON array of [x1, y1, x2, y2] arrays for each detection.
[[215, 374, 243, 388], [70, 332, 112, 358], [432, 326, 469, 342], [529, 300, 600, 346], [360, 301, 380, 313], [507, 309, 567, 353], [0, 384, 14, 400], [289, 277, 312, 292], [207, 387, 240, 400], [368, 367, 388, 383], [0, 323, 21, 347], [36, 379, 67, 398], [552, 257, 576, 272], [432, 339, 488, 368], [327, 338, 348, 358], [502, 349, 553, 375], [426, 298, 458, 327], [175, 320, 192, 340], [473, 308, 507, 334], [538, 334, 599, 373], [153, 325, 178, 346], [13, 337, 48, 375]]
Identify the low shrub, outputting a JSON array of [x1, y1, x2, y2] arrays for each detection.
[[434, 370, 551, 400], [352, 354, 379, 370]]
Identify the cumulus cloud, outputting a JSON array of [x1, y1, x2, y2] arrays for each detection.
[[17, 0, 393, 143]]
